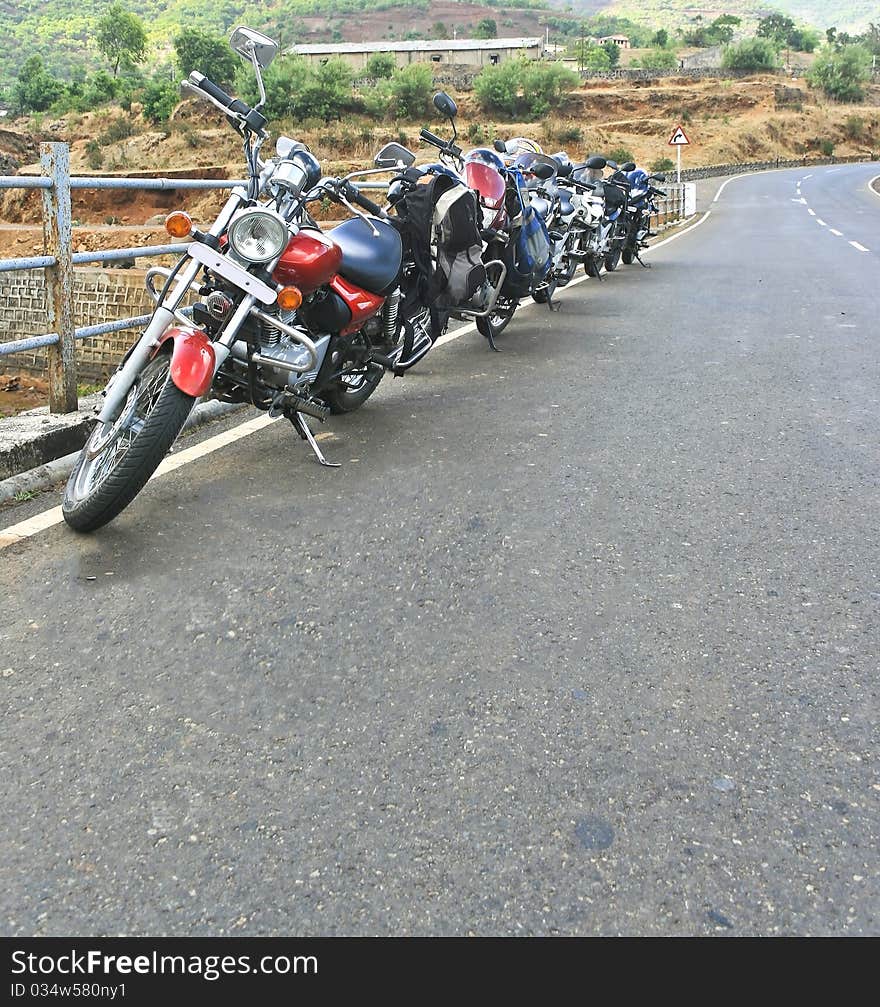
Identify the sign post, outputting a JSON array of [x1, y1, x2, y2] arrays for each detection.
[[668, 124, 690, 183]]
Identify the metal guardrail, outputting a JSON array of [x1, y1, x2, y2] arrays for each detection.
[[1, 142, 694, 413], [0, 142, 249, 412]]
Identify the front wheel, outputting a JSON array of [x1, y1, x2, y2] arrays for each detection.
[[621, 244, 635, 265], [62, 351, 195, 532], [604, 245, 622, 272]]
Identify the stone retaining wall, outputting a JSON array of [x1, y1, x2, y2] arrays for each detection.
[[0, 268, 154, 381]]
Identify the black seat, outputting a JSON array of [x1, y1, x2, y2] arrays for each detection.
[[331, 216, 402, 295]]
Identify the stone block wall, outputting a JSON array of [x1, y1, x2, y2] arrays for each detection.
[[0, 267, 154, 381]]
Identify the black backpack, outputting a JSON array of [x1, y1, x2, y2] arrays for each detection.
[[393, 171, 486, 337]]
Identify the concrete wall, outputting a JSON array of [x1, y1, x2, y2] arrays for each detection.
[[0, 268, 153, 381], [302, 43, 542, 71]]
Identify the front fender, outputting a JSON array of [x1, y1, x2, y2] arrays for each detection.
[[154, 327, 215, 398]]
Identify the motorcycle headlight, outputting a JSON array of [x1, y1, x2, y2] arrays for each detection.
[[228, 208, 288, 264]]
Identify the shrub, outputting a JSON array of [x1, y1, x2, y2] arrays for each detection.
[[85, 139, 104, 170], [807, 45, 871, 102], [236, 55, 354, 122], [467, 121, 487, 144], [844, 115, 865, 140], [649, 156, 675, 172], [140, 78, 178, 124], [13, 56, 65, 113], [365, 52, 396, 79], [389, 63, 432, 119], [820, 139, 834, 156], [721, 38, 779, 72], [99, 116, 134, 143], [476, 57, 576, 118], [635, 48, 678, 70], [607, 147, 635, 164]]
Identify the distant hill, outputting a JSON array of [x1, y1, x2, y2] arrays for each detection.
[[0, 0, 875, 94], [594, 1, 876, 34]]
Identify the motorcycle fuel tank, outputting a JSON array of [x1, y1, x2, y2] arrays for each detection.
[[273, 228, 343, 294]]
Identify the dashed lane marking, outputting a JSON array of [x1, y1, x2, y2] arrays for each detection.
[[849, 241, 870, 252], [830, 229, 843, 236]]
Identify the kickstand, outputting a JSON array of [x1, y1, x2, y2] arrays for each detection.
[[485, 329, 501, 352], [545, 289, 560, 311], [289, 411, 341, 468], [635, 249, 651, 268]]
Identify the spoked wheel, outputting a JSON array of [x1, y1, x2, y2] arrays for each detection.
[[476, 295, 518, 348], [62, 351, 195, 533], [323, 357, 384, 414]]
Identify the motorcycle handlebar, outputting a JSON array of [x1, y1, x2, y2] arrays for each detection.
[[189, 71, 250, 116], [420, 128, 452, 151], [342, 181, 386, 217]]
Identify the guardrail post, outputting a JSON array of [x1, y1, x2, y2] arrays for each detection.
[[40, 142, 77, 413]]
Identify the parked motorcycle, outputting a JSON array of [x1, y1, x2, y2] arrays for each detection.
[[63, 27, 414, 531], [620, 167, 667, 266]]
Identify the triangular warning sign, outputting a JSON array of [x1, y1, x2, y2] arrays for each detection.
[[668, 125, 690, 146]]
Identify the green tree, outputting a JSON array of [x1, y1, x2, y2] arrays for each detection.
[[652, 29, 669, 48], [757, 14, 795, 48], [13, 55, 64, 113], [601, 40, 620, 67], [389, 63, 432, 119], [582, 45, 611, 71], [808, 44, 871, 102], [140, 77, 178, 123], [475, 18, 498, 40], [96, 2, 148, 76], [365, 52, 396, 79], [173, 27, 238, 85], [721, 38, 779, 72], [474, 59, 521, 116]]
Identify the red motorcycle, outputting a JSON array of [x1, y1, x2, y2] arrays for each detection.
[[62, 27, 412, 531]]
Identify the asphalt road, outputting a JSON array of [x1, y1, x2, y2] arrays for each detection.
[[1, 164, 878, 937]]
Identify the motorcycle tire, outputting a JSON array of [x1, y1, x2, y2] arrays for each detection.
[[604, 246, 622, 272], [531, 276, 558, 304], [476, 296, 517, 343], [324, 361, 384, 414], [62, 351, 195, 533], [622, 245, 635, 265], [583, 255, 602, 278]]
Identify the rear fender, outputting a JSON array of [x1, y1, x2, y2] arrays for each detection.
[[153, 326, 215, 397]]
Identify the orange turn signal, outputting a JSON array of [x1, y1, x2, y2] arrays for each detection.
[[277, 285, 303, 311], [164, 211, 193, 238]]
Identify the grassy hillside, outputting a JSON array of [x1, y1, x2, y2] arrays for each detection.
[[596, 0, 876, 33]]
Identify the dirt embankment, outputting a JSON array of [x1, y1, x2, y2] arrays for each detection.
[[1, 75, 878, 259]]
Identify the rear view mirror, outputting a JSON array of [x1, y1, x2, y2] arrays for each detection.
[[374, 142, 416, 168], [652, 173, 667, 182], [620, 161, 636, 172], [230, 26, 279, 69], [532, 161, 556, 181], [493, 139, 507, 154], [584, 155, 607, 170], [605, 159, 619, 171], [433, 91, 458, 120]]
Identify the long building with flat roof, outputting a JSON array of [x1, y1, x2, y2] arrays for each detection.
[[291, 37, 544, 71]]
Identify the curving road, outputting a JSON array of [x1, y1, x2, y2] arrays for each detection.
[[1, 164, 878, 936]]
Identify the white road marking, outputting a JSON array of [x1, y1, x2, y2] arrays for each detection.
[[816, 218, 826, 226], [2, 164, 871, 548], [869, 175, 880, 199], [0, 413, 277, 549], [849, 241, 870, 252], [830, 229, 843, 236], [792, 197, 807, 204], [803, 174, 813, 179], [808, 208, 815, 216]]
